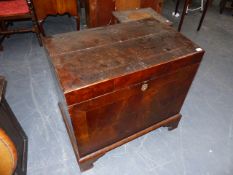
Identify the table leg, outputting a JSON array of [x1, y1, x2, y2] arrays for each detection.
[[175, 0, 180, 15], [0, 21, 7, 51], [0, 35, 5, 51], [165, 114, 182, 131], [79, 156, 103, 172], [38, 20, 46, 37], [197, 0, 210, 31], [74, 16, 80, 30], [178, 0, 190, 32], [219, 0, 228, 13], [80, 0, 85, 8]]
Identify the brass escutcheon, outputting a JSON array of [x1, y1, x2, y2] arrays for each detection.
[[141, 83, 148, 91]]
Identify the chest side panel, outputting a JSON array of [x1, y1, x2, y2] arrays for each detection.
[[69, 63, 200, 157]]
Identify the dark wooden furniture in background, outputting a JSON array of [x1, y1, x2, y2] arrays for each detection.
[[32, 0, 80, 36], [44, 18, 204, 171], [80, 0, 85, 8], [175, 0, 210, 31], [220, 0, 233, 14], [113, 7, 172, 26], [0, 76, 28, 175], [0, 0, 42, 51], [84, 0, 163, 27], [220, 0, 227, 13]]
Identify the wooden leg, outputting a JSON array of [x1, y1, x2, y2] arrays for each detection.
[[34, 22, 43, 46], [219, 0, 228, 14], [79, 154, 104, 172], [0, 21, 6, 51], [31, 17, 43, 46], [35, 31, 43, 46], [197, 0, 210, 31], [38, 20, 46, 37], [74, 16, 80, 30], [80, 0, 85, 8], [79, 160, 94, 172], [166, 114, 182, 131], [178, 0, 190, 32], [175, 0, 181, 15], [0, 35, 6, 51]]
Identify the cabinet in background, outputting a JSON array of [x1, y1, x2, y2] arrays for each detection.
[[32, 0, 80, 35]]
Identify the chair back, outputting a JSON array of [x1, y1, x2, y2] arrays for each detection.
[[0, 0, 42, 50]]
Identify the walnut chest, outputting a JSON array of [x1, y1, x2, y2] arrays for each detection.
[[44, 19, 204, 171]]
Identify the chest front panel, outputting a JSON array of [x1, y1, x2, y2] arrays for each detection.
[[69, 63, 199, 157]]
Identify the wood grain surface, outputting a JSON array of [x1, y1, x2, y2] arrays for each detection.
[[44, 18, 204, 171]]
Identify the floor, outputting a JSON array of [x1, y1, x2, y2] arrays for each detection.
[[0, 1, 233, 175]]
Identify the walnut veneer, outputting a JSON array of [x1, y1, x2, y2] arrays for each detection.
[[44, 19, 204, 171]]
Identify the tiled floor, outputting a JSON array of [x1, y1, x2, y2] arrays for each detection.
[[0, 1, 233, 175]]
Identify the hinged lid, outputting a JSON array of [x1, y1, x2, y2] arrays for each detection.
[[44, 18, 204, 105]]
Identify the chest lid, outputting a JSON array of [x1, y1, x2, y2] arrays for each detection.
[[44, 18, 204, 105]]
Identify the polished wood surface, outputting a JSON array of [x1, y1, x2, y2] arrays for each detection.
[[44, 19, 204, 171], [84, 0, 163, 27], [0, 76, 28, 175], [32, 0, 80, 35]]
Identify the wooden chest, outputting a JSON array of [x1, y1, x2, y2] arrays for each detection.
[[84, 0, 163, 27], [44, 19, 204, 171]]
